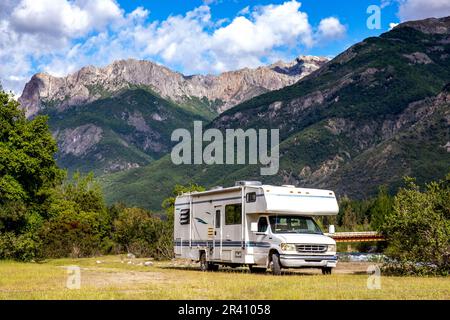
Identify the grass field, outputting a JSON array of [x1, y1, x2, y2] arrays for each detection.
[[0, 255, 448, 300]]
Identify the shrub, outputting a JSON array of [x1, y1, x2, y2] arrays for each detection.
[[0, 232, 42, 261], [112, 207, 171, 259], [38, 173, 111, 258], [381, 175, 450, 275]]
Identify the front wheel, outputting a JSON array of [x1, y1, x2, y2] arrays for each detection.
[[321, 267, 332, 275], [270, 253, 282, 275]]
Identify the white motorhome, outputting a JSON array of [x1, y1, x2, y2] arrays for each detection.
[[173, 181, 339, 275]]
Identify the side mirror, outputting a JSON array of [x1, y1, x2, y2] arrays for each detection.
[[328, 225, 335, 234], [250, 222, 258, 232]]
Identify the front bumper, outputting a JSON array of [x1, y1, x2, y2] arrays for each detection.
[[279, 254, 338, 268]]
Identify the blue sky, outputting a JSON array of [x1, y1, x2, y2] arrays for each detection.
[[119, 0, 399, 57], [1, 0, 450, 95]]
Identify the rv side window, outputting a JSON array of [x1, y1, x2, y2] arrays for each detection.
[[257, 217, 268, 232], [225, 204, 242, 225], [179, 209, 190, 225], [246, 192, 257, 203], [215, 210, 221, 228]]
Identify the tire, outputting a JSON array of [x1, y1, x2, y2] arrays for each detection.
[[270, 253, 282, 276], [249, 265, 267, 274], [199, 252, 208, 271], [200, 252, 219, 272], [208, 263, 219, 271], [321, 267, 332, 275]]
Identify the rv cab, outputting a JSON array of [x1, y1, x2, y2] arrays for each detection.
[[173, 181, 338, 275]]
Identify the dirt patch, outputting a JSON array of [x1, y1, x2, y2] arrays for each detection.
[[80, 269, 167, 288]]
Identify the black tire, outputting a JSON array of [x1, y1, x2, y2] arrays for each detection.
[[208, 263, 219, 271], [321, 267, 332, 275], [199, 252, 208, 271], [270, 253, 282, 276], [249, 265, 267, 274]]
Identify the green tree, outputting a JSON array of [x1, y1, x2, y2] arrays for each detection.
[[0, 91, 63, 207], [369, 186, 394, 231], [338, 196, 358, 231], [0, 91, 64, 260], [39, 173, 111, 258], [382, 175, 450, 275], [111, 206, 172, 259]]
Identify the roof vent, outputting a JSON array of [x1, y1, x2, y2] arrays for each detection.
[[235, 181, 262, 186], [212, 186, 223, 190], [282, 185, 296, 188]]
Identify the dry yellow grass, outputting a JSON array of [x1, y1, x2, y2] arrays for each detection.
[[0, 256, 448, 300]]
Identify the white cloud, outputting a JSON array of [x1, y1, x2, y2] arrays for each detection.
[[316, 17, 346, 40], [209, 1, 315, 71], [10, 0, 122, 38], [0, 0, 346, 95], [397, 0, 450, 22]]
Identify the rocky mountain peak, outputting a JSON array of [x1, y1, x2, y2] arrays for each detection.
[[19, 55, 329, 118], [394, 16, 450, 34]]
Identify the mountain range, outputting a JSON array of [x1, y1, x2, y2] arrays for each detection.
[[18, 16, 450, 211], [19, 55, 327, 173]]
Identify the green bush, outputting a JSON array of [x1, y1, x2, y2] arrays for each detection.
[[112, 207, 171, 259], [381, 175, 450, 275], [38, 173, 111, 258], [0, 232, 42, 261]]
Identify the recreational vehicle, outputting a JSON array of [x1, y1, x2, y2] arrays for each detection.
[[173, 181, 339, 275]]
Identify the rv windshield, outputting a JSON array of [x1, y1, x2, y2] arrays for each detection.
[[269, 216, 323, 234]]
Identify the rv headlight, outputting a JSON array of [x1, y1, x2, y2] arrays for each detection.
[[280, 243, 296, 252], [327, 244, 336, 253]]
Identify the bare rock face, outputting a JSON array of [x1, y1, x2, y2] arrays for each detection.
[[19, 56, 329, 118], [55, 124, 103, 157], [403, 52, 433, 64]]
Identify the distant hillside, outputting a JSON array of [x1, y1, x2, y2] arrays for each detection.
[[101, 16, 450, 211], [47, 89, 207, 173]]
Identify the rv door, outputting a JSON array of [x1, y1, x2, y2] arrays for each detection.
[[253, 216, 270, 266], [213, 207, 222, 260]]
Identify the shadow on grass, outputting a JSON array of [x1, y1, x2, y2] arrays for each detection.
[[159, 265, 327, 276]]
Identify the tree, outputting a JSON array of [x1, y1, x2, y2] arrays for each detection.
[[381, 175, 450, 275], [0, 91, 64, 208], [0, 91, 64, 260], [39, 173, 111, 258], [338, 196, 358, 231], [370, 186, 394, 231]]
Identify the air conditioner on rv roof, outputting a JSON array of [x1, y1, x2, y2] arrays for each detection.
[[235, 181, 262, 186]]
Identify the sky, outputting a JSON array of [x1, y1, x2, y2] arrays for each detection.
[[1, 0, 450, 95]]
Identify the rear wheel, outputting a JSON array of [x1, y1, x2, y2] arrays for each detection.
[[199, 252, 219, 271], [249, 265, 267, 274], [209, 263, 219, 271], [321, 267, 332, 275], [199, 252, 208, 271], [270, 253, 282, 276]]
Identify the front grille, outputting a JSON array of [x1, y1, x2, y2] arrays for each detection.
[[296, 244, 327, 253]]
